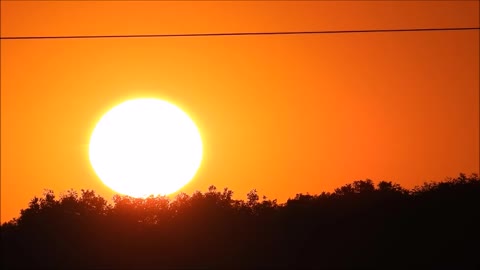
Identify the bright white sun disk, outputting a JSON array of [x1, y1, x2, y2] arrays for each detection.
[[89, 98, 203, 197]]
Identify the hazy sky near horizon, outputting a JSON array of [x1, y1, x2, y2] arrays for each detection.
[[1, 1, 479, 223]]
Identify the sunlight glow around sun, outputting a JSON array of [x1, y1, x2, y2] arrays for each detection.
[[89, 98, 203, 197]]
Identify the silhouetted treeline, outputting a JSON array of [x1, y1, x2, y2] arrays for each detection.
[[2, 173, 480, 269]]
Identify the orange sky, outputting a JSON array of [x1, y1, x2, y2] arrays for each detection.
[[1, 1, 479, 223]]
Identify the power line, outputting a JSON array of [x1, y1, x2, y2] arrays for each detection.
[[1, 27, 478, 40]]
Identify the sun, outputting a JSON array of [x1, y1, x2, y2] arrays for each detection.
[[89, 98, 203, 197]]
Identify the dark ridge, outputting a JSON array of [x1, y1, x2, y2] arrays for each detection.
[[2, 173, 479, 269]]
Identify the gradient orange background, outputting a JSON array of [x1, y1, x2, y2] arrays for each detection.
[[1, 1, 479, 223]]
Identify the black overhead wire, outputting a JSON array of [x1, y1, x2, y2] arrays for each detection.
[[1, 27, 478, 40]]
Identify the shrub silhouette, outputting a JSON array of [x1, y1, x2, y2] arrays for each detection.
[[2, 173, 479, 269]]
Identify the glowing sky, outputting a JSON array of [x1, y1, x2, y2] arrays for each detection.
[[1, 1, 479, 223]]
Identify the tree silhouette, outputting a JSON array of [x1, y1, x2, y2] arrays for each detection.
[[2, 173, 479, 269]]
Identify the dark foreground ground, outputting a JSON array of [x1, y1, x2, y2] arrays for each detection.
[[2, 173, 479, 269]]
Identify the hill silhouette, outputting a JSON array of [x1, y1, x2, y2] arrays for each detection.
[[2, 173, 479, 269]]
